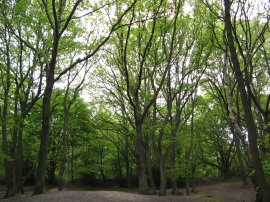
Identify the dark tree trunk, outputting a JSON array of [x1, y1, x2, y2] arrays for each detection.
[[33, 65, 55, 195], [145, 148, 156, 194], [16, 126, 24, 194], [2, 26, 12, 198], [58, 108, 69, 191], [6, 97, 19, 198], [71, 144, 74, 183], [185, 151, 191, 196], [125, 132, 132, 188], [159, 157, 166, 196], [145, 134, 156, 194], [135, 120, 149, 194], [224, 1, 270, 201], [170, 140, 178, 195], [48, 159, 57, 184]]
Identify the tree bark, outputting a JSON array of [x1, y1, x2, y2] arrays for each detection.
[[170, 139, 179, 195], [235, 132, 249, 187], [135, 119, 149, 194], [2, 26, 12, 198], [125, 130, 132, 188], [145, 143, 156, 194], [58, 107, 69, 191], [33, 61, 55, 195], [159, 157, 166, 196]]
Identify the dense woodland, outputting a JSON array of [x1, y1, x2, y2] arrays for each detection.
[[0, 0, 270, 201]]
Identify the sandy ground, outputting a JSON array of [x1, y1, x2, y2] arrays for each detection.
[[1, 179, 256, 202]]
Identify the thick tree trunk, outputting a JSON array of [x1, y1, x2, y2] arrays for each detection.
[[6, 105, 19, 198], [224, 1, 270, 201], [33, 71, 54, 195], [135, 120, 149, 194], [5, 111, 18, 198], [6, 93, 21, 198]]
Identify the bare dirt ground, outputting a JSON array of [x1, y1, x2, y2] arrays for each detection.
[[1, 178, 256, 202]]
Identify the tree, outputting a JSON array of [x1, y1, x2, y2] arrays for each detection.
[[223, 0, 270, 200], [0, 0, 43, 196], [18, 0, 137, 194], [103, 0, 181, 193], [58, 61, 91, 190]]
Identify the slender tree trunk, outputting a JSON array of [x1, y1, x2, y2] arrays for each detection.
[[125, 158, 132, 188], [191, 162, 196, 193], [117, 151, 123, 180], [2, 26, 12, 198], [48, 159, 57, 184], [71, 144, 74, 182], [159, 156, 166, 196], [185, 155, 190, 195], [144, 133, 156, 194], [2, 94, 11, 198], [224, 1, 270, 200], [125, 132, 132, 188], [58, 108, 69, 191], [235, 133, 249, 187], [145, 148, 156, 194], [223, 30, 250, 188], [170, 140, 178, 195]]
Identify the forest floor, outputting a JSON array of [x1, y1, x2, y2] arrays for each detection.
[[1, 177, 256, 202]]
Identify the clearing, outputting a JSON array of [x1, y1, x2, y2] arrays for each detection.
[[1, 178, 256, 202]]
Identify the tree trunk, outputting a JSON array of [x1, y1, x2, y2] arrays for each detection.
[[159, 156, 166, 196], [71, 144, 74, 183], [135, 120, 149, 194], [58, 108, 69, 191], [48, 159, 57, 184], [16, 126, 24, 194], [170, 140, 179, 195], [185, 159, 190, 195], [2, 26, 12, 198], [223, 32, 250, 188], [235, 134, 249, 187], [125, 133, 132, 188], [224, 1, 270, 200], [191, 163, 196, 193], [145, 148, 156, 194], [5, 118, 17, 198], [33, 70, 54, 195], [2, 93, 9, 198]]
